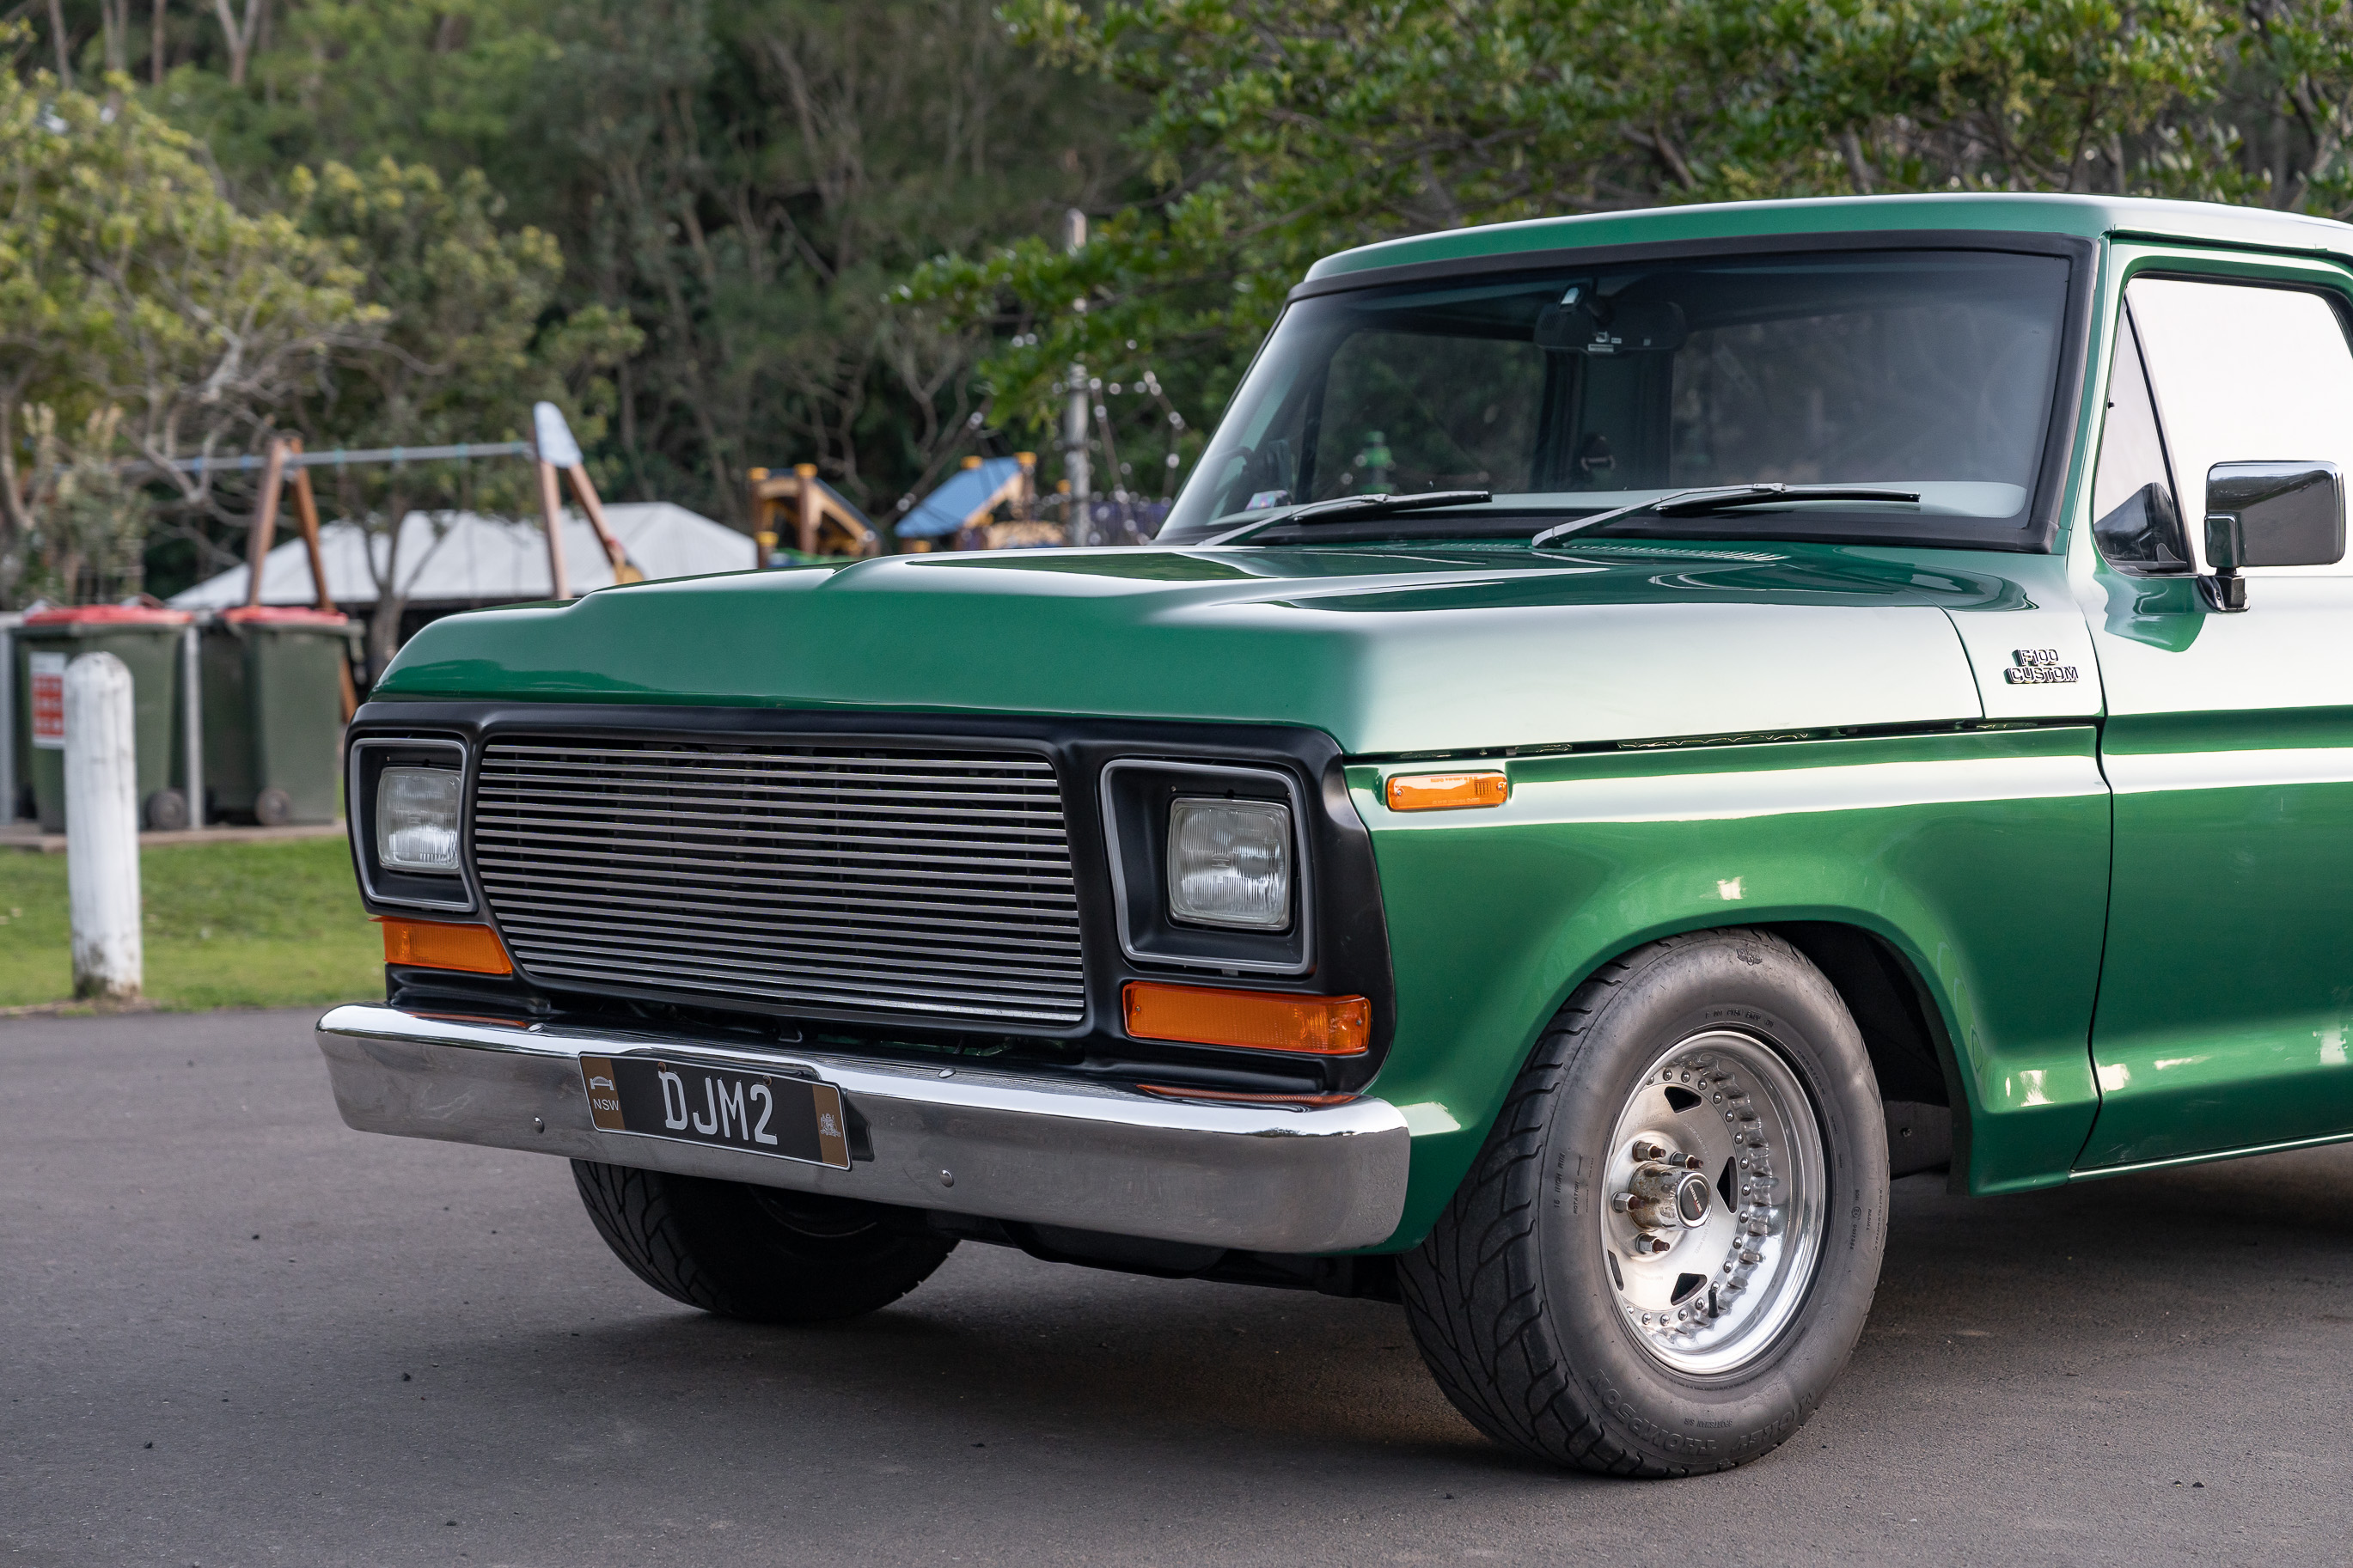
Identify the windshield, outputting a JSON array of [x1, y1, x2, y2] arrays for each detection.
[[1156, 247, 2071, 548]]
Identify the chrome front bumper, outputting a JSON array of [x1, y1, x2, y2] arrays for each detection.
[[315, 1004, 1412, 1254]]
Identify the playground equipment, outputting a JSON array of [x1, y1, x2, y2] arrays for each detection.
[[748, 465, 880, 560], [894, 454, 1046, 549], [532, 403, 643, 596]]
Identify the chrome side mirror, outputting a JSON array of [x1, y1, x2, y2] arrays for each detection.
[[2201, 461, 2345, 611]]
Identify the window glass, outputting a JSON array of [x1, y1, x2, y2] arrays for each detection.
[[1311, 330, 1546, 499], [1160, 249, 2071, 548], [2089, 306, 2189, 572], [2126, 277, 2353, 571]]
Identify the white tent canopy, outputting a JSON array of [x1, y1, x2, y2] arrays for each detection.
[[169, 503, 756, 610]]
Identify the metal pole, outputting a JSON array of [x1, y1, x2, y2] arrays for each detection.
[[1062, 207, 1091, 547], [65, 652, 142, 1000], [180, 622, 204, 830]]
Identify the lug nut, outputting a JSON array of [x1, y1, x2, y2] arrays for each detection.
[[1631, 1234, 1673, 1256], [1610, 1191, 1635, 1213], [1631, 1138, 1667, 1162]]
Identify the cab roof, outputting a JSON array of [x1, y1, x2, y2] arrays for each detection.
[[1302, 192, 2353, 283]]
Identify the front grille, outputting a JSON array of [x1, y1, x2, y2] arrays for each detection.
[[470, 736, 1085, 1028]]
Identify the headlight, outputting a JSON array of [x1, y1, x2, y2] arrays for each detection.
[[376, 766, 462, 873], [1167, 797, 1292, 930]]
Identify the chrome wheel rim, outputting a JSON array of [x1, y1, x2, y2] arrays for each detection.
[[1598, 1028, 1826, 1375]]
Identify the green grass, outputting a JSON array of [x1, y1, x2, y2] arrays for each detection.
[[0, 836, 382, 1010]]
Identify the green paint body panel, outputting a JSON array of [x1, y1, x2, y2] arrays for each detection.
[[368, 195, 2353, 1248]]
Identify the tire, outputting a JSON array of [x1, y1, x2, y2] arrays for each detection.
[[1399, 928, 1887, 1476], [571, 1161, 955, 1323], [253, 787, 292, 827]]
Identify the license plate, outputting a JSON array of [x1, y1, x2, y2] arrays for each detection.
[[579, 1055, 852, 1170]]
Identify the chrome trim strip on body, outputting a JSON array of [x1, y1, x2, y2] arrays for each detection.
[[315, 1004, 1412, 1254], [1435, 750, 2107, 829], [2102, 746, 2353, 794], [2069, 1124, 2353, 1181]]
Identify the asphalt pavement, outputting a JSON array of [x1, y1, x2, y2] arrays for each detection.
[[5, 1007, 2351, 1566]]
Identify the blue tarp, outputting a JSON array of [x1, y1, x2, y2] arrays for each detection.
[[896, 457, 1024, 538]]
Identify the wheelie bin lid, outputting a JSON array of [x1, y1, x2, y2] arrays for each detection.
[[23, 605, 193, 626], [220, 607, 350, 626]]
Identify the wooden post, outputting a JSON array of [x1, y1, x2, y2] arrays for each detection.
[[565, 463, 640, 583], [282, 438, 337, 613], [537, 458, 571, 600], [748, 467, 773, 566], [243, 437, 290, 607], [795, 463, 820, 556], [277, 437, 358, 719], [65, 652, 141, 1000]]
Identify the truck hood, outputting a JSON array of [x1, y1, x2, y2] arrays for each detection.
[[370, 542, 2053, 754]]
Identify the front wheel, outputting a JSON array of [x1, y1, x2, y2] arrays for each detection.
[[571, 1161, 955, 1323], [1400, 929, 1887, 1475]]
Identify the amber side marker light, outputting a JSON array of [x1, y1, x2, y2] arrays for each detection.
[[1123, 980, 1371, 1056], [376, 917, 513, 975], [1385, 770, 1509, 812]]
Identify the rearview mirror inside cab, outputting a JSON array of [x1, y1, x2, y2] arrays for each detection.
[[1534, 288, 1687, 355], [2200, 461, 2346, 611]]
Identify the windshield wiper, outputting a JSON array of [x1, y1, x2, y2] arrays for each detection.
[[1528, 484, 1923, 550], [1201, 488, 1492, 546]]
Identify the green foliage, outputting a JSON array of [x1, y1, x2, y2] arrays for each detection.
[[162, 1, 559, 188], [22, 0, 2353, 569], [143, 0, 1143, 531], [914, 0, 2353, 450], [19, 404, 156, 602], [279, 154, 640, 667], [0, 64, 374, 602], [0, 836, 381, 1010]]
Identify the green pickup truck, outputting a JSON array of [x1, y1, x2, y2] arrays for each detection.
[[319, 192, 2353, 1477]]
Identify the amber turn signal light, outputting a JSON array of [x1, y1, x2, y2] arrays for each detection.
[[1385, 770, 1510, 811], [1122, 981, 1371, 1056], [377, 917, 513, 975]]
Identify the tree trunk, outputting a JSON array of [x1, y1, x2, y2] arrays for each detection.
[[152, 0, 167, 85], [208, 0, 257, 87], [47, 0, 72, 85], [100, 0, 129, 73]]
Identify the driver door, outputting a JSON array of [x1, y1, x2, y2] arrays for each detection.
[[2081, 268, 2353, 1168]]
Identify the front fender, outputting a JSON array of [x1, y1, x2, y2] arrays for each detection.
[[1355, 725, 2109, 1248]]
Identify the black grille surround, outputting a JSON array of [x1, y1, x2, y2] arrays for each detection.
[[472, 736, 1085, 1028], [345, 703, 1399, 1094]]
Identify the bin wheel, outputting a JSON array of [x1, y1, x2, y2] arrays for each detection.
[[254, 787, 292, 827], [143, 789, 188, 832]]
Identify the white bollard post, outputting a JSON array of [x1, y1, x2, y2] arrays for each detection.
[[65, 651, 142, 1000]]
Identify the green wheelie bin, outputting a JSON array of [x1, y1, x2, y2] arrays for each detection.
[[14, 605, 193, 832], [199, 607, 359, 826]]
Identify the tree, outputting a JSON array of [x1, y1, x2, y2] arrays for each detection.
[[156, 0, 1146, 530], [283, 156, 639, 672], [912, 0, 2252, 454], [0, 68, 374, 606]]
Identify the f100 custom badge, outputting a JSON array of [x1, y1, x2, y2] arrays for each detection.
[[2004, 648, 2079, 684]]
